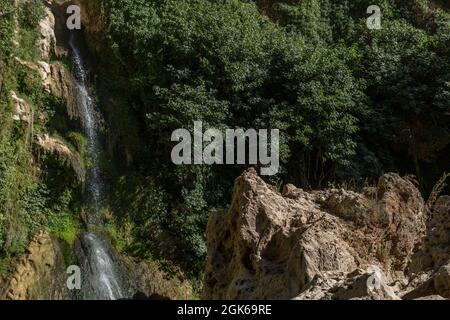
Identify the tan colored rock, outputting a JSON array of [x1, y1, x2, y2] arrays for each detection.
[[375, 174, 426, 272], [203, 169, 426, 300], [11, 91, 32, 123], [331, 267, 400, 300], [0, 231, 69, 300], [36, 134, 85, 182], [38, 61, 78, 118], [13, 56, 39, 71], [12, 56, 78, 121], [426, 197, 450, 268], [414, 295, 447, 300], [38, 5, 56, 61], [434, 263, 450, 298], [295, 267, 400, 300]]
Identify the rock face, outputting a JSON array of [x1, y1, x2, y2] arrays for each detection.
[[0, 232, 69, 300], [38, 61, 78, 117], [411, 196, 450, 272], [11, 91, 32, 123], [73, 0, 107, 53], [295, 267, 400, 300], [203, 169, 448, 300], [404, 196, 450, 299], [36, 134, 85, 182], [38, 2, 57, 61]]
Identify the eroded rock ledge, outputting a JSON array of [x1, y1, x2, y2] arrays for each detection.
[[0, 232, 69, 300], [203, 169, 449, 300]]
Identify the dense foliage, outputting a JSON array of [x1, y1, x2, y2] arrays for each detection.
[[2, 0, 449, 281], [88, 0, 450, 275], [0, 0, 82, 274]]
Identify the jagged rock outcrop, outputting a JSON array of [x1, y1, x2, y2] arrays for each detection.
[[295, 267, 400, 300], [38, 1, 57, 61], [434, 263, 450, 298], [10, 2, 79, 120], [38, 61, 78, 118], [33, 1, 79, 119], [0, 232, 69, 300], [411, 196, 450, 271], [402, 196, 450, 299], [203, 169, 445, 300], [36, 134, 85, 182], [11, 90, 32, 123]]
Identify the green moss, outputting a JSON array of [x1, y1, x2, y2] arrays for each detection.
[[16, 28, 41, 62], [0, 3, 84, 263], [0, 256, 10, 276], [48, 214, 81, 246], [18, 0, 45, 31]]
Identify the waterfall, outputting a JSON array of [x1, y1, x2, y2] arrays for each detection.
[[76, 232, 125, 300], [69, 34, 127, 300], [69, 35, 102, 220]]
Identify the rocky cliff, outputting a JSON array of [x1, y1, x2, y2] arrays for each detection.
[[0, 232, 69, 300], [203, 169, 450, 300]]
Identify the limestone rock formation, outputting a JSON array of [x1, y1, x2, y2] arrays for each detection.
[[36, 134, 85, 182], [295, 267, 400, 300], [411, 196, 450, 272], [38, 2, 57, 61], [434, 263, 450, 298], [203, 169, 447, 300], [0, 231, 69, 300], [38, 61, 78, 118], [11, 90, 32, 123]]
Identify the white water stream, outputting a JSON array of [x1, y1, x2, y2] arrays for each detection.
[[69, 34, 125, 300]]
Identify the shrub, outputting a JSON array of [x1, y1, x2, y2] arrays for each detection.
[[18, 0, 46, 30]]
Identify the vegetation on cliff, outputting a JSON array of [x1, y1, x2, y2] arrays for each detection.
[[0, 0, 83, 275], [0, 0, 449, 292], [80, 0, 450, 277]]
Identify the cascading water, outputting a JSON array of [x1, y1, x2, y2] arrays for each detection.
[[76, 233, 125, 300], [69, 35, 102, 219], [69, 34, 127, 300]]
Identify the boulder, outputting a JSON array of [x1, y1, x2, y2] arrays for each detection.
[[434, 263, 450, 298], [414, 295, 447, 300], [330, 267, 400, 300], [295, 266, 400, 300], [203, 169, 426, 299]]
